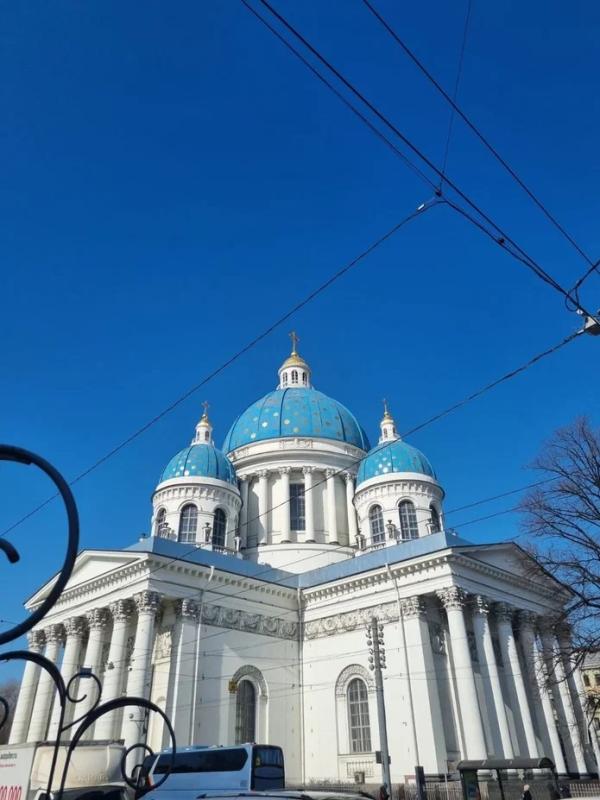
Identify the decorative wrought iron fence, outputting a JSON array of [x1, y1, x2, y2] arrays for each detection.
[[0, 445, 177, 800]]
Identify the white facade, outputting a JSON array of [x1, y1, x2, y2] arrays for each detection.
[[9, 344, 596, 784]]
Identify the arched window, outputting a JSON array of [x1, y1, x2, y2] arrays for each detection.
[[291, 369, 298, 384], [398, 500, 418, 540], [369, 505, 385, 544], [430, 505, 441, 534], [584, 674, 591, 687], [282, 373, 288, 387], [155, 508, 167, 537], [235, 680, 256, 744], [347, 678, 371, 753], [178, 504, 198, 543], [213, 508, 226, 548], [302, 371, 307, 385]]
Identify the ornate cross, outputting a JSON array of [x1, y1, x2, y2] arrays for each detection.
[[289, 330, 299, 354], [202, 400, 210, 418]]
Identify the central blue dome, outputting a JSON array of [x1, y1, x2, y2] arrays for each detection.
[[357, 439, 436, 485], [159, 443, 237, 485], [223, 388, 370, 452]]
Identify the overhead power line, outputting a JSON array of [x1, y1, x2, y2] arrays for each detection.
[[360, 0, 599, 277], [247, 0, 598, 322]]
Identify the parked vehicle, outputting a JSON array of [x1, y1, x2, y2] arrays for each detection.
[[0, 741, 128, 800], [140, 745, 284, 800]]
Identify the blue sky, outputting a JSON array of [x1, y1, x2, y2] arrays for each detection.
[[1, 1, 599, 662]]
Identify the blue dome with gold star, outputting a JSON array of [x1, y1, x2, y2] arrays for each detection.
[[223, 387, 370, 453], [357, 439, 436, 485], [159, 443, 237, 485]]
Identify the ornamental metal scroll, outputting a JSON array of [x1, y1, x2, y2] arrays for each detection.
[[0, 445, 176, 799]]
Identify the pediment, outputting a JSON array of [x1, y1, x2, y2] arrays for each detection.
[[26, 549, 144, 608]]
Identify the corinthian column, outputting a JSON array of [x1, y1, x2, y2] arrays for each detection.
[[437, 587, 487, 759], [95, 599, 134, 740], [326, 469, 338, 543], [9, 630, 45, 743], [121, 591, 161, 766], [47, 617, 87, 740], [257, 470, 269, 545], [279, 467, 291, 542], [168, 599, 200, 745], [472, 597, 514, 758], [28, 624, 64, 741], [344, 472, 358, 544], [78, 608, 110, 727], [239, 476, 250, 547], [519, 612, 567, 774], [303, 467, 315, 542], [495, 603, 539, 757]]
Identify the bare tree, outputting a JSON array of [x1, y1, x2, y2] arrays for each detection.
[[0, 679, 20, 745], [520, 416, 600, 656]]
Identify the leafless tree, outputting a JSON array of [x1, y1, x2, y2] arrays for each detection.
[[0, 679, 20, 745]]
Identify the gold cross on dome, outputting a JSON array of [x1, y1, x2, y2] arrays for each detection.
[[201, 400, 210, 419], [289, 330, 300, 354]]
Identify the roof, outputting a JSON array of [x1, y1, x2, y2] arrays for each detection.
[[159, 444, 237, 486], [222, 388, 370, 453], [357, 439, 436, 485]]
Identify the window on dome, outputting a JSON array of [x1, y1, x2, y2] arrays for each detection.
[[282, 373, 288, 387], [155, 508, 168, 538], [430, 505, 441, 534], [399, 501, 419, 540], [178, 504, 198, 543], [347, 678, 372, 753], [290, 483, 305, 531], [235, 680, 256, 744], [213, 508, 226, 549], [302, 371, 307, 385], [291, 369, 298, 384], [369, 505, 385, 544]]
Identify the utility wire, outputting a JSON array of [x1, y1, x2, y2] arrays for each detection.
[[248, 0, 597, 321], [0, 204, 432, 540], [360, 0, 599, 276], [439, 0, 473, 189]]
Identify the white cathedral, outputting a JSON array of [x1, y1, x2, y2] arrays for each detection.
[[8, 339, 596, 784]]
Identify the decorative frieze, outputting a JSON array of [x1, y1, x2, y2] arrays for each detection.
[[175, 598, 200, 621], [154, 628, 173, 660], [303, 601, 399, 639], [430, 622, 446, 655], [200, 602, 298, 640]]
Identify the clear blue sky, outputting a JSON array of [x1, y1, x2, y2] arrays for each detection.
[[1, 1, 599, 662]]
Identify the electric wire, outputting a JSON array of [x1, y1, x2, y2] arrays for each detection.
[[360, 0, 599, 276], [248, 0, 598, 320]]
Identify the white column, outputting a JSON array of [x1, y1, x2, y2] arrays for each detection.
[[437, 587, 487, 759], [279, 467, 291, 542], [121, 591, 161, 767], [495, 603, 539, 757], [47, 617, 87, 741], [326, 469, 338, 543], [402, 596, 448, 773], [239, 476, 250, 547], [167, 599, 199, 746], [559, 625, 596, 774], [28, 624, 64, 741], [257, 470, 269, 545], [541, 628, 588, 775], [519, 613, 567, 774], [95, 599, 134, 740], [9, 630, 46, 743], [344, 472, 358, 545], [303, 467, 315, 542], [472, 597, 514, 757], [78, 608, 110, 731]]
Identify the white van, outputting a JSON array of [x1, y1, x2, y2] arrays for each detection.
[[140, 745, 284, 799]]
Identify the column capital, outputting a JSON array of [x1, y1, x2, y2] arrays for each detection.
[[86, 608, 111, 631], [278, 466, 291, 476], [472, 595, 490, 616], [517, 610, 538, 631], [44, 623, 65, 645], [110, 598, 134, 622], [134, 591, 161, 616], [494, 602, 516, 624], [64, 616, 87, 639], [325, 468, 336, 479], [342, 471, 356, 483], [257, 469, 269, 479], [437, 586, 468, 610], [402, 595, 427, 619], [238, 473, 250, 483], [302, 466, 314, 476], [27, 629, 46, 652], [174, 598, 200, 621]]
